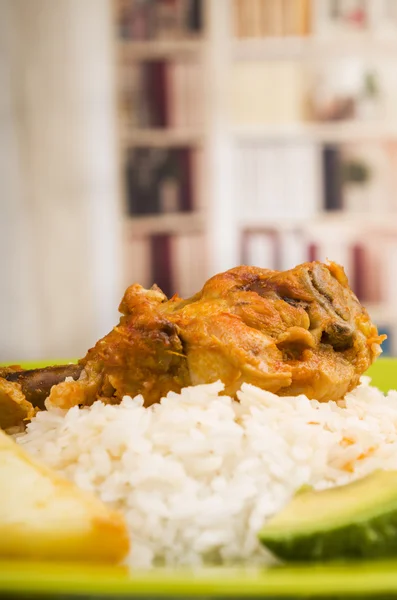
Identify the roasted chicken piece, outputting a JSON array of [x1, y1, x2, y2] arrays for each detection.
[[42, 261, 383, 409], [3, 261, 384, 425]]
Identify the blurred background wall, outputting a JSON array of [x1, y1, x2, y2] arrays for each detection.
[[1, 0, 397, 361], [0, 0, 121, 360]]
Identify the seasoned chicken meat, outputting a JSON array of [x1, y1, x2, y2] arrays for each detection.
[[42, 261, 383, 409], [2, 261, 384, 426]]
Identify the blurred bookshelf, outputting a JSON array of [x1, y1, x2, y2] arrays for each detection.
[[113, 0, 208, 301], [228, 0, 397, 356], [113, 0, 397, 355]]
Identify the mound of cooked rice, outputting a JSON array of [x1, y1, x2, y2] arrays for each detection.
[[16, 378, 397, 568]]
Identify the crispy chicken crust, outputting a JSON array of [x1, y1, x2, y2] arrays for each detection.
[[3, 262, 385, 425], [47, 261, 385, 409]]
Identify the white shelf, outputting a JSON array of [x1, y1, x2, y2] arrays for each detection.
[[231, 122, 397, 143], [240, 213, 397, 231], [118, 39, 204, 61], [124, 212, 206, 236], [121, 128, 205, 147], [233, 35, 397, 62]]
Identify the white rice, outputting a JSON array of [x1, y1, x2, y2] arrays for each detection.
[[16, 377, 397, 568]]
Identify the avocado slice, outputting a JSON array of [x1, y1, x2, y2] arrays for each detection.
[[259, 470, 397, 562]]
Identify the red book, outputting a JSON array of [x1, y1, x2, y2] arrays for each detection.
[[150, 234, 174, 298], [146, 61, 168, 127], [351, 243, 365, 302], [178, 148, 193, 212], [307, 243, 318, 262], [156, 61, 168, 127]]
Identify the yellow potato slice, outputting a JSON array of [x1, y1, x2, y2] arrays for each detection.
[[0, 431, 129, 563]]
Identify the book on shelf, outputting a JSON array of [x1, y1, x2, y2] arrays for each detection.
[[116, 0, 203, 41], [191, 147, 204, 212], [282, 0, 311, 37], [235, 141, 319, 220], [120, 59, 205, 129], [125, 147, 197, 216], [233, 0, 311, 38], [322, 145, 343, 211], [150, 234, 173, 296], [236, 138, 397, 221], [232, 0, 397, 39], [147, 61, 168, 128], [123, 231, 207, 298], [119, 63, 149, 127], [167, 61, 186, 128], [172, 233, 206, 298], [230, 62, 308, 125]]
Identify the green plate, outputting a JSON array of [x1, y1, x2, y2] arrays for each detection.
[[366, 357, 397, 393], [0, 358, 396, 598], [3, 559, 397, 598]]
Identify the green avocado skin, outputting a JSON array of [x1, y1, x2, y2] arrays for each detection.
[[260, 510, 397, 562]]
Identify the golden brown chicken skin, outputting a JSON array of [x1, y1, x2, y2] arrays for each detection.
[[43, 261, 384, 409], [47, 286, 190, 409]]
